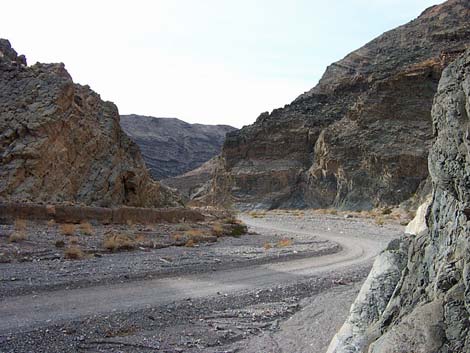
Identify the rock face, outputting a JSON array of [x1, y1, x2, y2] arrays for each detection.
[[120, 114, 236, 180], [329, 50, 470, 353], [161, 157, 220, 201], [0, 39, 181, 208], [213, 0, 470, 210]]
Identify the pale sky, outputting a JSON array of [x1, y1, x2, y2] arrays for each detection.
[[2, 0, 441, 128]]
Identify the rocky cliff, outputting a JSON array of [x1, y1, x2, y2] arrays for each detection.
[[328, 49, 470, 353], [0, 40, 181, 208], [212, 0, 470, 210], [120, 114, 236, 180]]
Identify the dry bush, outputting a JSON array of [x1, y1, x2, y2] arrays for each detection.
[[47, 219, 56, 228], [185, 239, 195, 247], [211, 223, 224, 237], [263, 242, 273, 250], [185, 229, 204, 237], [277, 238, 293, 247], [55, 239, 65, 248], [171, 233, 182, 241], [103, 234, 136, 252], [249, 211, 266, 219], [79, 221, 94, 236], [14, 219, 27, 231], [69, 236, 79, 245], [134, 234, 147, 243], [9, 231, 27, 243], [60, 223, 76, 236], [64, 246, 84, 260], [375, 217, 385, 226]]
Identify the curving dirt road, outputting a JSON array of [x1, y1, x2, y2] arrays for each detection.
[[0, 214, 393, 337]]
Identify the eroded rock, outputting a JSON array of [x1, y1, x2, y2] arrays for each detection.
[[205, 0, 470, 210], [0, 40, 181, 208]]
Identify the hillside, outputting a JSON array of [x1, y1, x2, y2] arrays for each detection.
[[205, 0, 470, 210], [120, 114, 236, 180]]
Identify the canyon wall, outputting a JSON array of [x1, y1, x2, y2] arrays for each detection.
[[0, 40, 181, 208]]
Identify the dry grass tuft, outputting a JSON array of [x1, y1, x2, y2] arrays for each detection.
[[14, 218, 27, 231], [69, 236, 79, 245], [171, 233, 183, 242], [9, 231, 27, 243], [79, 221, 94, 236], [103, 234, 136, 252], [185, 239, 195, 247], [60, 223, 76, 236], [185, 229, 205, 237], [47, 219, 56, 228], [263, 242, 273, 250], [375, 217, 385, 226], [277, 238, 293, 247], [211, 223, 224, 237], [64, 246, 84, 260], [249, 211, 266, 219]]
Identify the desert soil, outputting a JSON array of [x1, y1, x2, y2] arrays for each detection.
[[0, 211, 403, 353]]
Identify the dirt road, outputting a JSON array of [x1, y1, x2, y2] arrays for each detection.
[[0, 212, 401, 352]]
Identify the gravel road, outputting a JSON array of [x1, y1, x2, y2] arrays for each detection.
[[0, 212, 402, 353]]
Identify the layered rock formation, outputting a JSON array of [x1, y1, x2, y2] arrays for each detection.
[[120, 114, 235, 180], [0, 40, 181, 208], [212, 0, 470, 210], [329, 50, 470, 353]]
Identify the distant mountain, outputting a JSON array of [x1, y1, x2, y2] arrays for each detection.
[[120, 115, 236, 180]]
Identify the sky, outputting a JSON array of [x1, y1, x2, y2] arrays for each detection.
[[2, 0, 441, 128]]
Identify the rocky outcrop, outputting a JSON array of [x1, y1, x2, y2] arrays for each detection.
[[327, 239, 409, 353], [0, 40, 181, 208], [120, 114, 236, 180], [161, 157, 219, 201], [329, 50, 470, 353], [212, 0, 470, 210], [404, 196, 432, 235]]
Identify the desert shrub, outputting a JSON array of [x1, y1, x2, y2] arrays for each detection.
[[263, 242, 272, 250], [55, 239, 65, 248], [211, 223, 224, 237], [79, 221, 94, 236], [69, 236, 79, 245], [64, 246, 84, 260], [375, 217, 385, 226], [14, 219, 27, 231], [171, 233, 183, 242], [60, 223, 76, 236], [47, 219, 56, 227], [185, 239, 195, 247], [185, 229, 204, 237], [230, 223, 247, 237], [9, 231, 27, 243], [103, 234, 136, 252], [277, 238, 293, 247]]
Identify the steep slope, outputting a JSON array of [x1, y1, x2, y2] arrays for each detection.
[[329, 49, 470, 353], [120, 114, 236, 180], [214, 0, 470, 210], [0, 40, 181, 208]]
